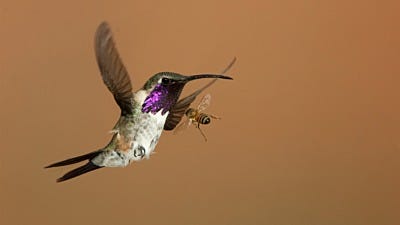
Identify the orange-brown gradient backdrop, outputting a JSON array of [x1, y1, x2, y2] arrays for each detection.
[[1, 1, 399, 225]]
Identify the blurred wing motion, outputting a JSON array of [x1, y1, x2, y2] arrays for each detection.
[[164, 57, 236, 130], [220, 56, 237, 74], [173, 117, 193, 134], [95, 21, 133, 116]]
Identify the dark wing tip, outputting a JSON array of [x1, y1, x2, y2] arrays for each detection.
[[99, 21, 110, 28], [95, 22, 113, 55], [96, 21, 111, 37]]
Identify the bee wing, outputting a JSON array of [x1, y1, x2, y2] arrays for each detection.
[[197, 94, 211, 112], [173, 117, 193, 135]]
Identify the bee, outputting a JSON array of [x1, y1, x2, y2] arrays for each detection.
[[168, 57, 236, 140], [173, 94, 220, 141]]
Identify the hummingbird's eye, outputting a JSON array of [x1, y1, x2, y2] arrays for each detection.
[[161, 78, 172, 85]]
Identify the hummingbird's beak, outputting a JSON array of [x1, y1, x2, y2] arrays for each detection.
[[184, 74, 233, 82]]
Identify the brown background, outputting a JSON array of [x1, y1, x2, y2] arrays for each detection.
[[1, 1, 399, 225]]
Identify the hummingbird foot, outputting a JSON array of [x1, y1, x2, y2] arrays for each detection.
[[133, 146, 146, 159], [109, 129, 119, 134]]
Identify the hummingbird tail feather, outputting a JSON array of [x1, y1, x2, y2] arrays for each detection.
[[45, 150, 101, 168], [56, 162, 102, 182]]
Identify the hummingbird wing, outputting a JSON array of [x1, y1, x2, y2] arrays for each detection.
[[164, 57, 236, 130], [95, 22, 134, 115]]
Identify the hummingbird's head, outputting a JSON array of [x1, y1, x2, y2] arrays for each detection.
[[141, 72, 232, 115]]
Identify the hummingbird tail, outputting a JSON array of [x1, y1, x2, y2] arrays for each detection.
[[45, 150, 101, 168], [56, 162, 102, 182]]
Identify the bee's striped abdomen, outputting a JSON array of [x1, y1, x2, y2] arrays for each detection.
[[196, 113, 211, 125]]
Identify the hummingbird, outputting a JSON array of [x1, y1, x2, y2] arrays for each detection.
[[44, 22, 233, 182]]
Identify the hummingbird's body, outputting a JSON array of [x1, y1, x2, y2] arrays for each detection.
[[45, 22, 233, 182], [94, 89, 170, 168], [93, 105, 166, 167]]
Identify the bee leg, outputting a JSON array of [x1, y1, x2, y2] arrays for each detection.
[[197, 126, 208, 142], [209, 114, 221, 119]]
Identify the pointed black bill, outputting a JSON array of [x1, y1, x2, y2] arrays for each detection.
[[185, 74, 233, 82]]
